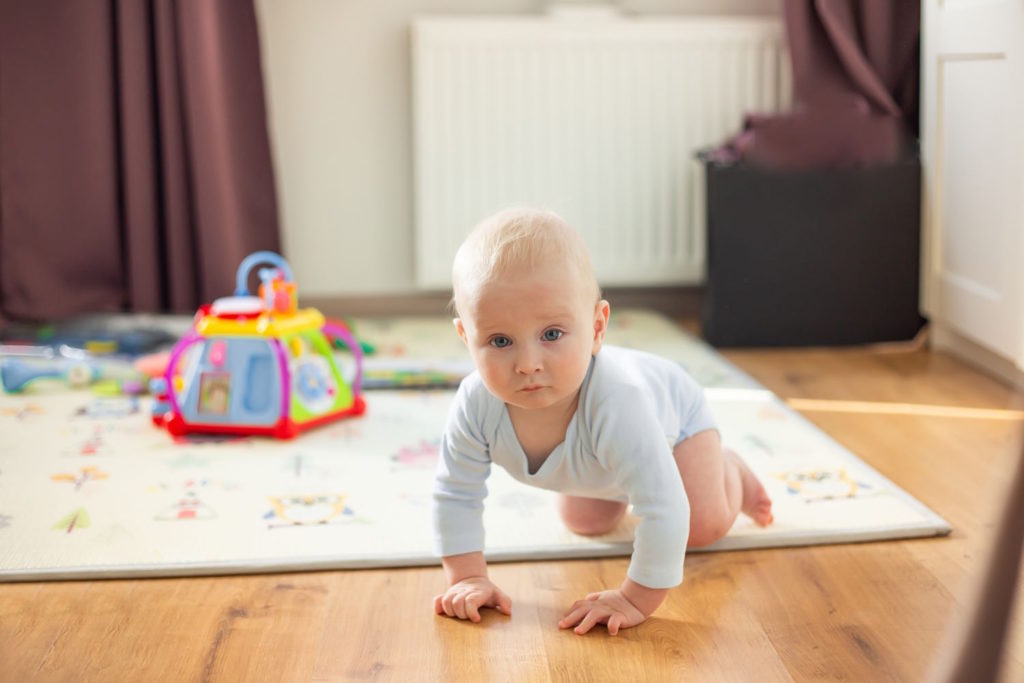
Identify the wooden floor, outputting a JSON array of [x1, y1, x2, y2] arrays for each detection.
[[3, 332, 1024, 682]]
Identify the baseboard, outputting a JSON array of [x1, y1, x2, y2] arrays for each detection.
[[930, 324, 1024, 391], [304, 286, 704, 320]]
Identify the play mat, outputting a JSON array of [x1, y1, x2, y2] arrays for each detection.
[[0, 310, 950, 581]]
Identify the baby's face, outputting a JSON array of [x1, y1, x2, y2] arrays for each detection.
[[455, 258, 607, 413]]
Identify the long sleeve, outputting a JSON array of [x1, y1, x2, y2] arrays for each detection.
[[590, 383, 690, 589], [432, 380, 492, 557]]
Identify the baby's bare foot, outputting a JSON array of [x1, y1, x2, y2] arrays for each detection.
[[726, 449, 774, 526]]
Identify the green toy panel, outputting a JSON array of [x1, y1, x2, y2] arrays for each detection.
[[284, 330, 353, 423]]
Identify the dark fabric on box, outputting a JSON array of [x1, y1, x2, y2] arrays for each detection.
[[701, 156, 925, 347]]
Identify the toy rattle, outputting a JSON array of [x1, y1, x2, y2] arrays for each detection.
[[150, 251, 365, 438]]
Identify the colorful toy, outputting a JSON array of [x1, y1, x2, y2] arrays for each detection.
[[328, 319, 377, 355], [150, 251, 365, 439], [360, 358, 472, 390], [1, 345, 146, 395]]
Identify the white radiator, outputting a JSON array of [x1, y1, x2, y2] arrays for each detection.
[[412, 12, 790, 289]]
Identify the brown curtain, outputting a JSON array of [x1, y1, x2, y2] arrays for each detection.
[[0, 0, 281, 321], [714, 0, 920, 168]]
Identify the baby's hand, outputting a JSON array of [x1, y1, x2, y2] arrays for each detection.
[[558, 589, 647, 636], [433, 576, 512, 623]]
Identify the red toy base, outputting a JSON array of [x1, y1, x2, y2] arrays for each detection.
[[155, 395, 367, 440]]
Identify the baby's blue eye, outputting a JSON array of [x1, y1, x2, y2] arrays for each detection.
[[542, 329, 563, 342], [490, 336, 512, 348]]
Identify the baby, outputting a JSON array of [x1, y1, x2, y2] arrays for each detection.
[[432, 208, 773, 635]]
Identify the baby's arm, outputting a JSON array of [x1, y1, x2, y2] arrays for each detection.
[[434, 551, 511, 622], [558, 496, 685, 636], [432, 381, 510, 622], [560, 387, 690, 635]]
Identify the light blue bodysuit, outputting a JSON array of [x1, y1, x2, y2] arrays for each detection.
[[432, 345, 717, 588]]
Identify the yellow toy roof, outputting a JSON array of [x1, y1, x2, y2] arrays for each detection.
[[195, 309, 325, 338]]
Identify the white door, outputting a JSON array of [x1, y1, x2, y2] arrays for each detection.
[[921, 0, 1024, 365]]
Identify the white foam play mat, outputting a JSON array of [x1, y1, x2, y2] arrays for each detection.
[[0, 310, 950, 581]]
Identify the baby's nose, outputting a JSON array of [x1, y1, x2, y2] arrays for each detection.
[[514, 347, 543, 374]]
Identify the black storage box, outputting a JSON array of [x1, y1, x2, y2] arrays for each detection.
[[700, 153, 926, 347]]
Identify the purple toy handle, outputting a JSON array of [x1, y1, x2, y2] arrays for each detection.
[[163, 331, 203, 417], [322, 322, 363, 396]]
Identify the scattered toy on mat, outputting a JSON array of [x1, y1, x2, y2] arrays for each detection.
[[328, 319, 376, 355], [0, 345, 146, 395], [360, 358, 472, 390], [134, 350, 172, 380], [151, 251, 366, 439]]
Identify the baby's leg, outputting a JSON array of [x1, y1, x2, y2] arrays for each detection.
[[559, 495, 628, 536], [674, 429, 773, 547]]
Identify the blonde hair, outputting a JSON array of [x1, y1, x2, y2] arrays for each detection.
[[451, 208, 600, 315]]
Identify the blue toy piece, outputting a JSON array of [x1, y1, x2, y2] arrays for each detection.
[[0, 357, 99, 393], [0, 345, 144, 394]]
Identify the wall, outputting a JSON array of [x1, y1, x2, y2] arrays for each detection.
[[254, 0, 779, 297]]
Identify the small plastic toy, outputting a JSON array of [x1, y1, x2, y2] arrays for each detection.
[[1, 345, 146, 395], [329, 319, 377, 355], [150, 251, 365, 439]]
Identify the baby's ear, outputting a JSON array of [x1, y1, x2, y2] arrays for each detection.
[[453, 318, 468, 346], [592, 300, 610, 353]]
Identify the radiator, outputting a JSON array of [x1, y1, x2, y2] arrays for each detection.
[[412, 12, 790, 288]]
